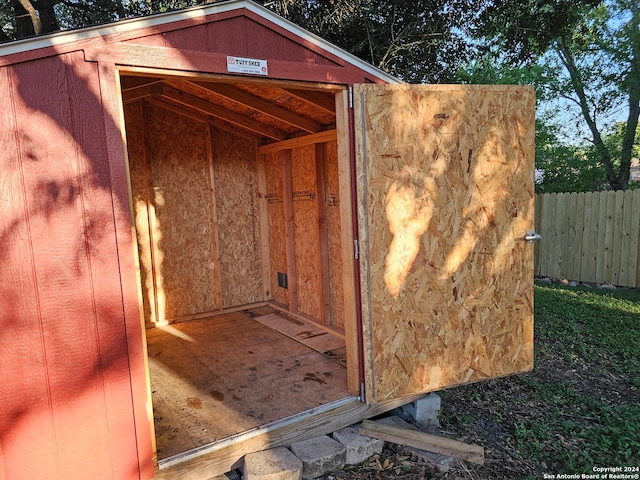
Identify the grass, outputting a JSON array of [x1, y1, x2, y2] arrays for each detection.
[[439, 282, 640, 479]]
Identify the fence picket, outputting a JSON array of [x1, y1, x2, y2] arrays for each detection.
[[552, 193, 564, 279], [619, 191, 633, 286], [564, 193, 577, 281], [534, 194, 542, 275], [611, 191, 625, 286], [581, 192, 595, 283], [540, 193, 553, 276], [573, 192, 585, 281], [631, 191, 640, 287], [603, 192, 616, 284], [595, 192, 608, 283]]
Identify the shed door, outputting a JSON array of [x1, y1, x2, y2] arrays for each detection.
[[354, 84, 536, 403]]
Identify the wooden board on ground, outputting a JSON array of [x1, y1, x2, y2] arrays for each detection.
[[254, 313, 345, 353], [359, 420, 485, 465]]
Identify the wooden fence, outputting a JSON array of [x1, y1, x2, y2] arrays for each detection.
[[534, 190, 640, 288]]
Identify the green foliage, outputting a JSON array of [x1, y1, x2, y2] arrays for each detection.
[[255, 0, 477, 83], [535, 121, 607, 193], [474, 0, 602, 63]]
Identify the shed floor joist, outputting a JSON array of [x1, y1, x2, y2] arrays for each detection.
[[146, 306, 348, 461]]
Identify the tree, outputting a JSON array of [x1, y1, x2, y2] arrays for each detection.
[[255, 0, 478, 83], [477, 0, 640, 190], [535, 118, 609, 193]]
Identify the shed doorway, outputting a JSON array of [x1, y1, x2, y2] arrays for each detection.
[[119, 72, 359, 463]]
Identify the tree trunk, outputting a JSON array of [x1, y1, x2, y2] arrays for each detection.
[[556, 39, 624, 190], [618, 0, 640, 191]]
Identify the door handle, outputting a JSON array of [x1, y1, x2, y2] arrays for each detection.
[[524, 230, 541, 242]]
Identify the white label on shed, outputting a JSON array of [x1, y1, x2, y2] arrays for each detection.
[[226, 56, 268, 76]]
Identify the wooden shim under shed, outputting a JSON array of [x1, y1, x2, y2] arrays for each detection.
[[359, 420, 485, 465]]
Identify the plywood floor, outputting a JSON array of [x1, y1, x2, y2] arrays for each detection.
[[146, 307, 348, 460]]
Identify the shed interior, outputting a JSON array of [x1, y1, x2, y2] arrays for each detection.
[[119, 72, 355, 461]]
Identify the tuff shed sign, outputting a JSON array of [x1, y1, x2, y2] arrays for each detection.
[[226, 55, 269, 75]]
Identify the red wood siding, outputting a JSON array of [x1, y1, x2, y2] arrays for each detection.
[[0, 51, 149, 480], [131, 15, 341, 69]]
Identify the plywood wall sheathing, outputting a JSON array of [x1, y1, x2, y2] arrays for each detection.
[[145, 104, 219, 320], [282, 150, 299, 312], [325, 140, 345, 331], [206, 126, 224, 310], [265, 152, 289, 306], [211, 128, 265, 308], [256, 155, 272, 299], [124, 101, 157, 327], [355, 84, 535, 402], [292, 145, 322, 320], [315, 144, 332, 326]]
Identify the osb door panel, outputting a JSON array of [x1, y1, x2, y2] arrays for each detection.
[[355, 84, 535, 403]]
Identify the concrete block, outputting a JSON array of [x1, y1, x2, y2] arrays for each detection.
[[392, 393, 441, 428], [332, 425, 384, 465], [377, 415, 415, 429], [212, 471, 241, 480], [289, 435, 346, 479], [244, 447, 302, 480]]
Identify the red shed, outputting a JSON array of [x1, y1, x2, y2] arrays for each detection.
[[0, 1, 537, 478]]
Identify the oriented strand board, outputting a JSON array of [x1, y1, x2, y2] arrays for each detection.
[[147, 312, 348, 460], [144, 104, 218, 320], [265, 152, 289, 306], [325, 140, 345, 330], [292, 145, 322, 320], [355, 84, 535, 402], [124, 101, 156, 326], [211, 128, 264, 308]]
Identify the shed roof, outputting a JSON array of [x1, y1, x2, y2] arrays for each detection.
[[0, 0, 399, 83]]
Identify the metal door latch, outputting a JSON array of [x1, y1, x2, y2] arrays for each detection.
[[524, 230, 541, 242]]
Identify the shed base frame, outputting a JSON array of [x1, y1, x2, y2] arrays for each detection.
[[154, 394, 425, 479]]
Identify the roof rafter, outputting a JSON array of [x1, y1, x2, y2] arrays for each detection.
[[281, 88, 336, 115], [153, 84, 288, 141], [191, 81, 324, 134]]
